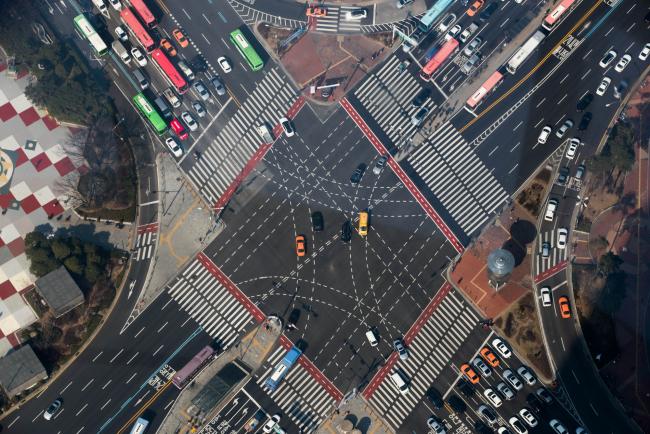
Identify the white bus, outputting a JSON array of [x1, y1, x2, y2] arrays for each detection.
[[129, 417, 149, 434], [73, 15, 108, 56], [506, 30, 545, 74]]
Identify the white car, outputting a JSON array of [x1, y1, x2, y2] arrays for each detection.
[[109, 0, 121, 10], [438, 14, 456, 33], [346, 8, 367, 20], [181, 111, 198, 131], [393, 338, 409, 361], [540, 286, 552, 307], [519, 408, 538, 427], [509, 416, 529, 434], [43, 398, 63, 420], [596, 76, 611, 96], [544, 198, 558, 221], [599, 49, 617, 68], [263, 414, 281, 433], [483, 388, 503, 407], [517, 366, 537, 386], [279, 117, 295, 137], [446, 24, 462, 41], [427, 417, 446, 434], [217, 56, 232, 73], [537, 126, 552, 144], [549, 419, 568, 434], [503, 369, 523, 390], [114, 26, 128, 42], [165, 137, 183, 158], [639, 43, 650, 61], [557, 228, 568, 249], [131, 47, 147, 67], [614, 54, 631, 72], [566, 137, 579, 159], [492, 338, 512, 358]]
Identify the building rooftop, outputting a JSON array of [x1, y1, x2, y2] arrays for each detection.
[[0, 345, 48, 398], [34, 266, 85, 318]]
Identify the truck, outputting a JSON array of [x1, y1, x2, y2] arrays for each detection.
[[264, 346, 302, 392], [112, 40, 130, 64]]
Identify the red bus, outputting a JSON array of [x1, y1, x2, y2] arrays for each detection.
[[466, 71, 504, 109], [151, 49, 188, 94], [542, 0, 576, 31], [120, 8, 155, 52], [127, 0, 156, 29], [172, 346, 214, 388], [420, 38, 459, 81]]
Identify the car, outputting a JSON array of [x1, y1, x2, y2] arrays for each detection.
[[557, 166, 569, 185], [503, 369, 523, 390], [346, 8, 367, 20], [163, 88, 181, 108], [472, 357, 492, 376], [463, 37, 483, 56], [599, 49, 617, 68], [566, 137, 579, 159], [426, 387, 444, 409], [474, 421, 493, 434], [131, 47, 147, 67], [646, 10, 650, 23], [396, 0, 414, 8], [262, 414, 281, 433], [181, 111, 198, 131], [427, 417, 446, 434], [549, 419, 568, 434], [544, 198, 558, 221], [457, 378, 475, 396], [639, 43, 650, 60], [613, 80, 628, 99], [412, 88, 431, 107], [497, 382, 515, 400], [525, 393, 544, 413], [575, 164, 586, 180], [160, 39, 177, 57], [350, 164, 365, 184], [541, 241, 550, 258], [310, 211, 324, 231], [540, 286, 552, 307], [210, 77, 227, 96], [519, 408, 538, 427], [492, 338, 512, 358], [509, 417, 528, 434], [295, 235, 306, 257], [557, 228, 568, 249], [114, 26, 128, 42], [411, 107, 429, 126], [43, 398, 63, 420], [165, 137, 183, 158], [480, 347, 499, 367], [446, 24, 462, 41], [498, 428, 514, 434], [279, 117, 295, 137], [170, 118, 188, 140], [536, 387, 553, 404], [447, 394, 467, 413], [306, 6, 328, 16], [558, 296, 571, 318], [477, 405, 498, 426], [192, 101, 206, 118], [341, 221, 352, 242], [438, 14, 456, 33], [517, 366, 537, 386], [575, 426, 589, 434], [373, 156, 387, 175], [460, 363, 480, 384], [483, 388, 503, 407], [462, 53, 481, 73], [578, 112, 592, 131], [556, 119, 573, 138], [173, 28, 189, 47], [217, 56, 232, 73], [193, 81, 210, 101], [109, 0, 121, 10], [596, 76, 611, 96], [538, 126, 552, 144], [479, 2, 498, 21], [466, 0, 484, 16], [576, 93, 593, 111], [614, 53, 631, 72]]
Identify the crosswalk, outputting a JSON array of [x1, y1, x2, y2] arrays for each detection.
[[257, 346, 336, 433], [312, 6, 364, 33], [369, 291, 480, 430], [167, 259, 255, 349], [134, 222, 158, 261], [353, 56, 435, 146], [534, 230, 568, 276], [186, 68, 297, 206], [407, 121, 509, 237]]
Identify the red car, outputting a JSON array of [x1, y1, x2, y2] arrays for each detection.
[[170, 118, 188, 140]]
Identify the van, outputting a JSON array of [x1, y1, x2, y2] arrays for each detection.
[[133, 69, 149, 90], [177, 61, 195, 81], [112, 40, 130, 64], [390, 370, 410, 394], [365, 329, 378, 347], [154, 96, 172, 119], [358, 211, 368, 236], [459, 22, 479, 43], [163, 88, 181, 108], [92, 0, 108, 13]]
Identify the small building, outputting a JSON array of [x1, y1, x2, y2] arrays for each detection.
[[34, 266, 85, 318], [0, 345, 48, 398]]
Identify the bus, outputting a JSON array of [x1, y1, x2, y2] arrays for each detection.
[[542, 0, 576, 31], [466, 71, 504, 109], [129, 417, 149, 434], [229, 29, 264, 71], [417, 0, 454, 32], [151, 49, 188, 94], [420, 38, 459, 81], [264, 346, 302, 392], [120, 8, 155, 52], [506, 30, 545, 74], [73, 15, 108, 56], [132, 93, 167, 135], [127, 0, 157, 29], [172, 346, 215, 389]]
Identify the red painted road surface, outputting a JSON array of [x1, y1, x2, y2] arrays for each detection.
[[213, 96, 306, 211], [136, 222, 159, 234], [339, 98, 464, 254], [534, 259, 569, 284], [197, 252, 265, 323], [362, 282, 453, 399], [279, 335, 343, 401]]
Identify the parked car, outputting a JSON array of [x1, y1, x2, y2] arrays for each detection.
[[613, 80, 628, 99], [537, 126, 552, 144], [544, 198, 558, 221], [503, 369, 523, 390], [461, 363, 480, 384], [466, 0, 484, 17], [557, 166, 569, 185], [479, 2, 498, 21], [426, 387, 444, 409], [492, 338, 512, 358], [639, 43, 650, 60], [614, 53, 631, 72], [517, 366, 537, 386], [497, 382, 515, 400], [566, 138, 580, 159], [578, 112, 592, 131], [427, 417, 446, 434]]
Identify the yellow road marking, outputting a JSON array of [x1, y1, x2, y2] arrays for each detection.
[[117, 380, 172, 434]]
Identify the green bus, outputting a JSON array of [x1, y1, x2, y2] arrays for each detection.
[[132, 93, 167, 135], [73, 15, 108, 56], [229, 29, 264, 71]]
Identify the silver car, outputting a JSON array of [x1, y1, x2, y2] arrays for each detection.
[[393, 338, 409, 360], [193, 81, 210, 101], [411, 107, 429, 127], [181, 111, 198, 131], [210, 77, 226, 96], [192, 101, 206, 118]]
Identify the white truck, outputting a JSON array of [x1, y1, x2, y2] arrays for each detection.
[[111, 40, 130, 64]]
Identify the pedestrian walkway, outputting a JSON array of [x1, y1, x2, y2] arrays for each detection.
[[257, 346, 337, 433], [407, 121, 509, 237], [365, 290, 480, 430], [352, 55, 434, 146], [134, 222, 158, 261], [534, 230, 568, 276], [186, 67, 298, 207]]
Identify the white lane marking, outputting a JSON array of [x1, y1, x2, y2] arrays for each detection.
[[60, 380, 73, 394], [572, 369, 581, 384], [92, 351, 103, 362], [100, 398, 111, 411], [75, 403, 88, 416], [102, 379, 112, 390], [81, 378, 94, 391], [152, 345, 164, 357], [109, 348, 124, 363], [126, 373, 138, 384], [134, 326, 145, 338]]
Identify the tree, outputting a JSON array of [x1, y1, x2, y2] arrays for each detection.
[[63, 256, 84, 275], [84, 263, 103, 284], [50, 240, 71, 261], [599, 271, 627, 314], [598, 252, 623, 276]]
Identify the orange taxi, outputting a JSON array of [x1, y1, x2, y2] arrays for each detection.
[[172, 28, 189, 48], [160, 39, 177, 57], [480, 347, 500, 367], [460, 363, 480, 384], [466, 0, 484, 16], [306, 7, 327, 17], [295, 235, 306, 257], [558, 296, 571, 319]]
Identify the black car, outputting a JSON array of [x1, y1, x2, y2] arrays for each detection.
[[576, 93, 593, 111], [645, 10, 650, 23], [447, 394, 467, 413], [457, 378, 475, 397], [557, 167, 569, 185], [350, 164, 366, 184], [526, 393, 544, 414], [411, 88, 431, 107], [287, 308, 300, 328], [311, 211, 324, 231], [479, 2, 498, 21], [578, 112, 593, 131], [341, 221, 352, 242], [473, 421, 493, 434], [426, 387, 444, 409]]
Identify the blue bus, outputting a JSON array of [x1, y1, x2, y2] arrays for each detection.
[[264, 346, 302, 391], [417, 0, 454, 32]]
